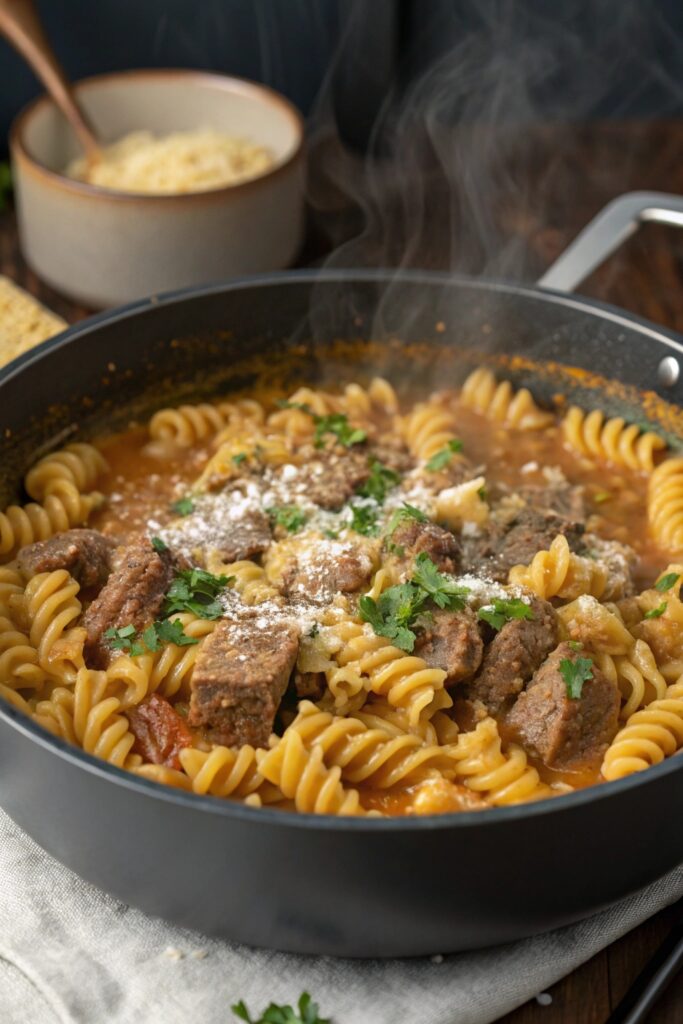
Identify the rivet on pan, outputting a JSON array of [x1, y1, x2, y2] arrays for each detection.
[[658, 356, 680, 387]]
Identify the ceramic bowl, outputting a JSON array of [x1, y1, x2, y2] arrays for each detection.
[[10, 69, 305, 308]]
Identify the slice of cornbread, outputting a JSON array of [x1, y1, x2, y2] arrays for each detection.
[[0, 276, 66, 366]]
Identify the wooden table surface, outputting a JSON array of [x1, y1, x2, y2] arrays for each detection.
[[1, 120, 682, 1023]]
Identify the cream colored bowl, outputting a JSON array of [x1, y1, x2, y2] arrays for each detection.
[[10, 69, 305, 308]]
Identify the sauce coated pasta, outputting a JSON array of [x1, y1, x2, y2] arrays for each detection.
[[1, 367, 681, 816]]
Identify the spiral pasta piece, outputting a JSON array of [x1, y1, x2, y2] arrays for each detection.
[[257, 728, 363, 815], [148, 399, 265, 447], [179, 743, 271, 800], [460, 368, 554, 429], [401, 398, 462, 462], [648, 458, 683, 551], [594, 639, 667, 720], [562, 406, 665, 471], [0, 564, 25, 617], [0, 614, 45, 690], [213, 559, 280, 606], [0, 484, 104, 562], [289, 701, 455, 789], [450, 717, 553, 805], [22, 570, 85, 682], [557, 594, 634, 655], [601, 673, 683, 779], [509, 534, 607, 601], [24, 443, 109, 501]]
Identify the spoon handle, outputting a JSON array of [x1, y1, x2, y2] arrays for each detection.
[[0, 0, 101, 161]]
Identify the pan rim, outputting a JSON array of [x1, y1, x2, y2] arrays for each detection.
[[1, 267, 681, 830]]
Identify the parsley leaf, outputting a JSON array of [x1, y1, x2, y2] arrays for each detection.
[[477, 598, 535, 631], [171, 497, 194, 517], [163, 568, 232, 620], [232, 991, 329, 1024], [359, 584, 426, 652], [356, 460, 401, 503], [143, 619, 200, 651], [559, 656, 593, 699], [349, 504, 379, 536], [232, 452, 248, 465], [104, 625, 145, 657], [277, 401, 366, 449], [385, 502, 429, 537], [308, 623, 320, 638], [412, 552, 470, 610], [151, 536, 168, 553], [644, 601, 667, 620], [425, 438, 464, 472], [323, 528, 339, 540], [655, 572, 680, 593], [567, 640, 584, 651], [267, 505, 308, 533]]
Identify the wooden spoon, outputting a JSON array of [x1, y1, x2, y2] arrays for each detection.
[[0, 0, 102, 163]]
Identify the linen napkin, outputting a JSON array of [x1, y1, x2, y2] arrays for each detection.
[[1, 809, 681, 1024]]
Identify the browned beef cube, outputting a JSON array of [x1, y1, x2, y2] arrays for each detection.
[[368, 441, 414, 475], [516, 482, 586, 521], [282, 542, 374, 605], [126, 693, 193, 770], [414, 607, 483, 686], [283, 444, 371, 510], [293, 670, 325, 701], [167, 486, 271, 563], [505, 642, 620, 770], [462, 505, 584, 582], [189, 617, 299, 746], [83, 535, 177, 667], [385, 518, 461, 579], [465, 596, 557, 713], [17, 529, 115, 591]]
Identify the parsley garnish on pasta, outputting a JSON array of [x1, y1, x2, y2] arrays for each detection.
[[644, 601, 667, 619], [356, 459, 401, 502], [349, 504, 380, 536], [654, 572, 680, 592], [425, 438, 463, 471], [171, 496, 194, 516], [163, 568, 232, 620], [267, 505, 308, 533], [385, 502, 429, 537], [277, 400, 366, 449]]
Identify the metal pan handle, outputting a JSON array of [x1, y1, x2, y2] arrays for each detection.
[[538, 191, 683, 293]]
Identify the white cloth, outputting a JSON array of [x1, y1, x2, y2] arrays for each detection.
[[1, 807, 681, 1024]]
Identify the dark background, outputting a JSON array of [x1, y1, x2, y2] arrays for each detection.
[[2, 0, 683, 153]]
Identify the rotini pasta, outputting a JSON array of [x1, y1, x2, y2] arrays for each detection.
[[647, 457, 683, 551], [148, 398, 265, 447], [562, 406, 665, 471], [509, 535, 607, 601], [449, 717, 553, 805], [601, 671, 683, 779], [460, 367, 554, 429], [257, 728, 363, 815]]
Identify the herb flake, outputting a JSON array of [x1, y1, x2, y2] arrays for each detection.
[[559, 656, 594, 699], [163, 568, 232, 620], [385, 502, 429, 537], [232, 991, 329, 1024], [477, 598, 535, 631], [356, 460, 400, 503], [171, 497, 194, 517], [268, 505, 308, 534], [425, 438, 464, 472], [349, 504, 379, 536], [654, 572, 680, 593], [644, 601, 667, 620]]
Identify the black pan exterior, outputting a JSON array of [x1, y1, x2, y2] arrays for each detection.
[[0, 271, 681, 956]]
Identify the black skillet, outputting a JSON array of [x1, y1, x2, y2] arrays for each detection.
[[0, 193, 682, 957]]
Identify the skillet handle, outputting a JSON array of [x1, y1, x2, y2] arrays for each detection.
[[538, 191, 683, 293]]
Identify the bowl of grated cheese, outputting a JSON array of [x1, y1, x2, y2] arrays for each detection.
[[9, 69, 305, 308]]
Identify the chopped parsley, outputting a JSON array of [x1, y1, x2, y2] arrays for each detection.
[[385, 502, 429, 537], [412, 552, 470, 610], [567, 640, 584, 651], [232, 991, 329, 1024], [171, 496, 194, 517], [104, 624, 145, 657], [105, 619, 198, 656], [323, 528, 340, 540], [644, 601, 667, 620], [349, 504, 380, 536], [425, 438, 464, 472], [308, 623, 320, 638], [477, 598, 535, 631], [654, 572, 680, 593], [151, 536, 168, 553], [360, 554, 472, 651], [278, 400, 366, 449], [232, 452, 248, 465], [163, 567, 232, 620], [356, 460, 400, 503], [268, 505, 308, 534], [559, 656, 594, 700]]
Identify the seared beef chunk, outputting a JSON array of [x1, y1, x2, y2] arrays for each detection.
[[169, 486, 271, 563], [414, 607, 483, 686], [584, 534, 636, 601], [293, 670, 325, 701], [17, 529, 115, 591], [282, 542, 374, 605], [189, 617, 299, 746], [465, 596, 557, 713], [515, 481, 586, 521], [286, 444, 372, 510], [462, 505, 584, 582], [386, 518, 461, 579], [83, 534, 177, 667], [368, 441, 414, 474], [505, 642, 620, 769], [126, 693, 192, 769]]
